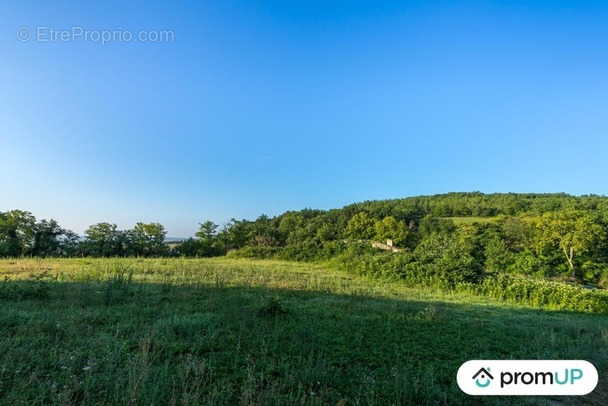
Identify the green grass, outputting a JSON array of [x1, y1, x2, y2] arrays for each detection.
[[0, 258, 606, 405]]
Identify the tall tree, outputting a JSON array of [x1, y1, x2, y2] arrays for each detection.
[[58, 230, 81, 257], [345, 212, 376, 240], [0, 212, 21, 257], [32, 219, 65, 257], [196, 221, 219, 240], [250, 214, 281, 246], [531, 209, 605, 277], [129, 222, 167, 257], [0, 210, 37, 256], [218, 219, 252, 251], [191, 220, 224, 256], [84, 223, 123, 257], [374, 216, 416, 248]]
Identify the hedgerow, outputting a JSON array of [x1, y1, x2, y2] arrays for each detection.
[[332, 245, 608, 313]]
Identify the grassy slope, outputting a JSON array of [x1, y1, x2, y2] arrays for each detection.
[[0, 258, 606, 405]]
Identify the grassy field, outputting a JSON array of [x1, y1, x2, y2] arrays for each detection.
[[0, 258, 606, 405]]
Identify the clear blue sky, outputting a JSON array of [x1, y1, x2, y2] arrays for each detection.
[[2, 1, 607, 237]]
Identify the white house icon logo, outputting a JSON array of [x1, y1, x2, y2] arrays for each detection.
[[458, 360, 598, 395], [472, 367, 494, 388]]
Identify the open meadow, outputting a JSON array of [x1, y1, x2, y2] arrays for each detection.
[[0, 258, 606, 405]]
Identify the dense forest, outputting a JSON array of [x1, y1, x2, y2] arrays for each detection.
[[3, 192, 608, 289]]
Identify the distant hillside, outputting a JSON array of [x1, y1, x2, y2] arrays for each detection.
[[337, 192, 607, 221]]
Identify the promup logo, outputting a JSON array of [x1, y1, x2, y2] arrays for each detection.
[[472, 367, 494, 388], [457, 360, 598, 396]]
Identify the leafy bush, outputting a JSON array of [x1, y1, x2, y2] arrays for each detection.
[[333, 235, 481, 288], [278, 240, 348, 262], [484, 236, 514, 272], [469, 274, 608, 312], [598, 269, 608, 289], [332, 241, 608, 313], [279, 239, 322, 261], [580, 261, 607, 285], [507, 250, 551, 277], [331, 243, 401, 279], [412, 234, 482, 286]]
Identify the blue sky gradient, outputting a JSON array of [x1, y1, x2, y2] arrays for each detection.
[[2, 1, 608, 236]]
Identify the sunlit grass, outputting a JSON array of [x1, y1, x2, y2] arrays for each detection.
[[0, 258, 606, 405]]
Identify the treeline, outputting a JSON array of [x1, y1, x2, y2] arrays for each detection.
[[2, 193, 608, 286], [0, 210, 167, 258], [184, 193, 608, 284]]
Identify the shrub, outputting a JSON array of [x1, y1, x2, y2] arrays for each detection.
[[598, 269, 608, 289], [412, 234, 482, 286], [471, 273, 608, 313], [331, 241, 608, 313], [507, 251, 551, 277], [279, 239, 322, 261], [278, 240, 348, 262], [580, 261, 606, 285], [483, 236, 514, 272]]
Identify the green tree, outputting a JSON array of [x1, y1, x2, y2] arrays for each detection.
[[84, 223, 124, 257], [0, 212, 22, 257], [316, 223, 337, 242], [58, 230, 81, 257], [192, 220, 225, 256], [0, 210, 37, 256], [251, 215, 281, 246], [278, 212, 305, 245], [217, 219, 251, 251], [175, 237, 200, 257], [129, 222, 167, 257], [531, 209, 605, 277], [196, 221, 219, 240], [345, 212, 375, 240], [374, 216, 414, 248], [32, 219, 66, 257], [499, 216, 534, 251], [484, 236, 513, 272], [414, 233, 482, 284], [418, 217, 456, 239]]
